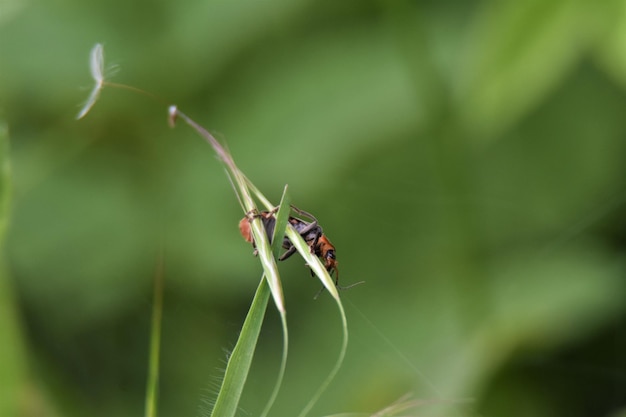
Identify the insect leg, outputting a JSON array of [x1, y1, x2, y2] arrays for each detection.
[[290, 205, 318, 224], [278, 245, 297, 261]]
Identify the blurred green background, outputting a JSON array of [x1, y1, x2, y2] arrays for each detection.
[[2, 0, 626, 416]]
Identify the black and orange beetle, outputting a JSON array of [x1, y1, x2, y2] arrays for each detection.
[[239, 206, 339, 284]]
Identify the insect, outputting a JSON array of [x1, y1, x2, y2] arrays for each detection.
[[239, 206, 339, 284]]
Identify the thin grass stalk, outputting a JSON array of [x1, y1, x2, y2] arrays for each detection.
[[297, 297, 347, 417], [171, 107, 286, 313], [260, 187, 291, 417], [0, 121, 11, 239], [144, 252, 164, 417]]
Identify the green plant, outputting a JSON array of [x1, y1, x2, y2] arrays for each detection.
[[78, 44, 352, 417]]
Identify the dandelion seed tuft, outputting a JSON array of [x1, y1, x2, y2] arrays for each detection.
[[76, 43, 106, 119]]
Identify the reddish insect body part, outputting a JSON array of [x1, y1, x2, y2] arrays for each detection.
[[315, 235, 338, 280], [238, 217, 253, 243], [238, 211, 275, 244]]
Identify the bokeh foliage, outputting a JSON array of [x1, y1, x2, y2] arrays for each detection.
[[1, 0, 626, 416]]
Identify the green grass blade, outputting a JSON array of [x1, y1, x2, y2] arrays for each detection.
[[285, 229, 349, 417], [243, 176, 274, 211], [144, 252, 164, 417], [298, 301, 347, 417], [0, 120, 26, 417], [210, 276, 271, 417], [245, 189, 285, 313], [0, 120, 9, 240], [270, 186, 291, 257], [259, 186, 291, 417]]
